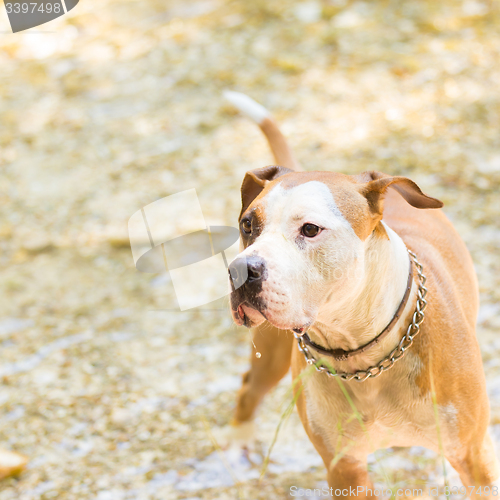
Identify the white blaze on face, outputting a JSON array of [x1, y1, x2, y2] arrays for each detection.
[[237, 181, 365, 330]]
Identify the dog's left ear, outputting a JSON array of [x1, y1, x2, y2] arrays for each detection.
[[240, 165, 293, 217], [358, 171, 443, 215]]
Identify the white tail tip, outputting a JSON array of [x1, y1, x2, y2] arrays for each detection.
[[223, 90, 270, 125]]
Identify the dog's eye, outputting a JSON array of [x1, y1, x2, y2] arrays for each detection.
[[302, 223, 321, 238], [241, 219, 252, 234]]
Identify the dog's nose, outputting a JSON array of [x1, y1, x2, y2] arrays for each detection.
[[228, 257, 248, 290], [228, 256, 267, 289], [246, 256, 266, 283]]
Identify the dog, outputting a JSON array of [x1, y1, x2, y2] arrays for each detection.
[[223, 91, 499, 496]]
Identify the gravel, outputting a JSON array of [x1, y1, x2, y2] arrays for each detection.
[[1, 0, 500, 498]]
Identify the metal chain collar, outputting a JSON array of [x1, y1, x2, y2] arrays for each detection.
[[293, 249, 427, 382]]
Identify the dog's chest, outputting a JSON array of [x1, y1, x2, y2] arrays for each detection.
[[303, 355, 458, 457]]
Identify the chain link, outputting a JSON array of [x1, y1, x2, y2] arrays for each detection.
[[294, 250, 427, 382]]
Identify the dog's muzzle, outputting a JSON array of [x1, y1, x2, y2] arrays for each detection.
[[229, 256, 269, 326], [229, 255, 267, 291]]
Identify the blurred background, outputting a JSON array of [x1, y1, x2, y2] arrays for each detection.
[[1, 0, 500, 498]]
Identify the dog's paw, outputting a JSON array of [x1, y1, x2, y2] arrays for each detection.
[[212, 420, 257, 450], [0, 449, 28, 480]]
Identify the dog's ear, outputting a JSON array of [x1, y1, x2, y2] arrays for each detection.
[[358, 171, 443, 215], [240, 165, 293, 217]]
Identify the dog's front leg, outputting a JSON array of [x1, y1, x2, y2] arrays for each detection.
[[214, 324, 293, 449], [293, 362, 375, 499], [448, 432, 500, 493], [328, 456, 376, 500], [233, 323, 293, 424]]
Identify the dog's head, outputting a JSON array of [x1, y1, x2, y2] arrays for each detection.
[[228, 167, 442, 331]]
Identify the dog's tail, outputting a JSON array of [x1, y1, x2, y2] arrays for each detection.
[[223, 91, 302, 171]]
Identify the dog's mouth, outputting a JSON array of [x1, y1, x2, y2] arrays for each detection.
[[229, 280, 312, 331], [231, 301, 311, 334], [231, 302, 267, 328]]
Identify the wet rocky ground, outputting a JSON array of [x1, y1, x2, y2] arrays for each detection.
[[1, 0, 500, 498]]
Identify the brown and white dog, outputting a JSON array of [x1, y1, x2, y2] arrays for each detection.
[[223, 91, 499, 496]]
